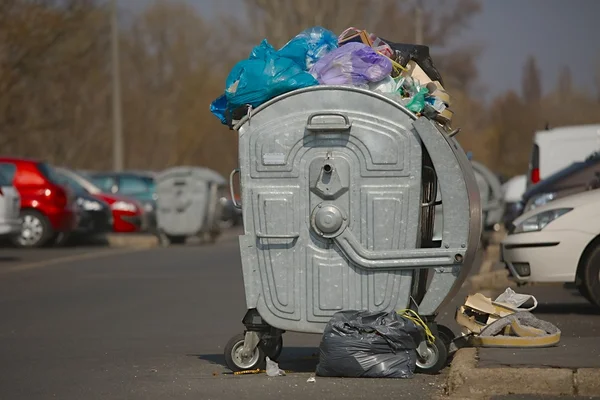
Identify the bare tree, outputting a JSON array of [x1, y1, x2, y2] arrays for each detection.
[[594, 59, 600, 103], [557, 65, 573, 95], [521, 55, 542, 104]]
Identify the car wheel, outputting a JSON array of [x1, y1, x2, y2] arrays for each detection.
[[12, 210, 53, 248], [580, 243, 600, 308]]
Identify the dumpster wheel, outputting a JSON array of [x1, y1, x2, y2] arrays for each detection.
[[415, 335, 448, 375], [261, 335, 283, 361], [224, 334, 266, 372], [436, 324, 456, 348]]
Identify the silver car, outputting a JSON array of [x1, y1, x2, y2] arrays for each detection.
[[0, 164, 21, 240]]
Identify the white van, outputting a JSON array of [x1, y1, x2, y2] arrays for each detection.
[[527, 124, 600, 189]]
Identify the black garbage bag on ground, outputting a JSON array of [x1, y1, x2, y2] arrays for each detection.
[[379, 39, 444, 86], [315, 310, 424, 378]]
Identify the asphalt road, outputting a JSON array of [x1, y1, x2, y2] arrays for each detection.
[[0, 238, 446, 400], [1, 236, 598, 400]]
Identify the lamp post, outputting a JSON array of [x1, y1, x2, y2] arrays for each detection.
[[111, 0, 124, 171]]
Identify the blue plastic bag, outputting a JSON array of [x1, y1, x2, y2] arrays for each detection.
[[209, 27, 336, 124], [224, 39, 318, 110], [209, 94, 228, 125], [310, 42, 393, 87], [277, 26, 338, 70]]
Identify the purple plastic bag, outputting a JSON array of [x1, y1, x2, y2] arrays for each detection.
[[309, 42, 393, 86]]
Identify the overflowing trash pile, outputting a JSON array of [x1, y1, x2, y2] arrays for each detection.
[[456, 288, 561, 348], [210, 26, 453, 127]]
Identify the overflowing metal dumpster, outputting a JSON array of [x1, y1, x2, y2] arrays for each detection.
[[155, 166, 226, 245], [224, 86, 482, 374]]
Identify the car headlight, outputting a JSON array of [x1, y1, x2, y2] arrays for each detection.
[[77, 198, 103, 211], [525, 192, 557, 212], [512, 208, 572, 234], [111, 201, 137, 212]]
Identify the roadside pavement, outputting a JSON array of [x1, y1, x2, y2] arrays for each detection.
[[0, 235, 447, 400], [446, 232, 600, 399]]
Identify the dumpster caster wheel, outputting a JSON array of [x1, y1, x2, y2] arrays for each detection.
[[224, 334, 266, 372], [436, 325, 456, 348], [415, 336, 448, 375], [261, 335, 283, 361]]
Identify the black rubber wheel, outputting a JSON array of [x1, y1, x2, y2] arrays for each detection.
[[166, 235, 186, 245], [260, 335, 283, 361], [11, 210, 53, 248], [224, 334, 266, 372], [436, 324, 456, 348], [576, 279, 594, 303], [415, 336, 449, 375], [580, 244, 600, 308]]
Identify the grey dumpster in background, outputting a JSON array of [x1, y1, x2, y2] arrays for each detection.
[[224, 86, 482, 375], [156, 166, 226, 245], [472, 161, 505, 232]]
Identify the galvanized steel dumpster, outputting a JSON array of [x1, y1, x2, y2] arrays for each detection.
[[223, 86, 482, 374], [155, 166, 226, 245]]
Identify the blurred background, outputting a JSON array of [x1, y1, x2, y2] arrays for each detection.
[[1, 0, 598, 179]]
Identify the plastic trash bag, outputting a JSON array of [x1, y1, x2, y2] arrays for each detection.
[[265, 357, 286, 377], [315, 310, 424, 378], [493, 287, 538, 312], [379, 39, 444, 86], [309, 42, 393, 87], [368, 76, 402, 95], [277, 26, 338, 71], [209, 94, 228, 125], [405, 86, 429, 113], [223, 39, 318, 111]]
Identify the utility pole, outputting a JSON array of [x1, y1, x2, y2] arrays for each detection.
[[415, 7, 423, 45], [111, 0, 124, 171]]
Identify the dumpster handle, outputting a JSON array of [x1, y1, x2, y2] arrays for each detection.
[[306, 112, 352, 132], [256, 233, 300, 239], [229, 168, 241, 209]]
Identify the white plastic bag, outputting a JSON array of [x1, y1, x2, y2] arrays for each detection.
[[265, 357, 286, 377], [493, 287, 538, 312]]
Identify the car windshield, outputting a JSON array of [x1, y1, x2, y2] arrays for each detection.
[[62, 170, 103, 194], [36, 163, 64, 186], [54, 170, 88, 195]]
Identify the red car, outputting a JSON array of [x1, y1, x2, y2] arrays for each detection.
[[0, 157, 78, 247], [54, 167, 146, 233]]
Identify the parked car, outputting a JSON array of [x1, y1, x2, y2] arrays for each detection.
[[527, 124, 600, 189], [0, 163, 21, 240], [0, 158, 78, 247], [520, 151, 600, 216], [501, 189, 600, 307], [84, 171, 157, 232], [53, 168, 113, 244], [54, 167, 146, 233]]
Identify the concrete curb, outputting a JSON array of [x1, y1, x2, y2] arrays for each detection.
[[106, 234, 158, 248], [446, 348, 600, 397]]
